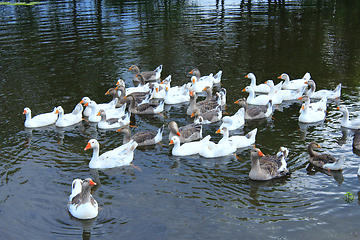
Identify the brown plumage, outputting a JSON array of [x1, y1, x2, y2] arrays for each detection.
[[168, 121, 202, 143], [307, 142, 337, 168], [125, 95, 164, 115], [117, 125, 164, 146], [249, 148, 290, 181], [129, 65, 161, 86], [234, 98, 272, 119]]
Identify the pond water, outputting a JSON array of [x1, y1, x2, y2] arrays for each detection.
[[1, 0, 360, 239]]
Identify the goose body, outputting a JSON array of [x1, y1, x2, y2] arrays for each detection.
[[187, 91, 220, 115], [80, 97, 116, 117], [55, 104, 83, 127], [129, 64, 162, 85], [169, 135, 210, 156], [249, 148, 290, 181], [245, 73, 270, 93], [266, 80, 284, 105], [168, 121, 202, 143], [23, 107, 58, 128], [298, 95, 327, 113], [189, 68, 222, 84], [68, 178, 98, 220], [307, 142, 345, 170], [192, 106, 222, 124], [278, 72, 309, 90], [242, 86, 271, 105], [217, 127, 257, 149], [306, 80, 341, 99], [219, 108, 245, 131], [298, 100, 326, 123], [353, 129, 360, 151], [338, 105, 360, 129], [199, 135, 237, 158], [125, 95, 164, 115], [85, 139, 138, 169], [164, 86, 190, 104], [117, 125, 164, 146], [234, 98, 272, 120], [97, 109, 130, 129], [190, 76, 213, 93]]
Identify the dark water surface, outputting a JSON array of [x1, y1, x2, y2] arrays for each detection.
[[1, 0, 360, 239]]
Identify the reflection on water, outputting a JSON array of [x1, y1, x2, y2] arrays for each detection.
[[0, 0, 360, 239]]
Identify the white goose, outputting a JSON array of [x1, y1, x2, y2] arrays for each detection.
[[278, 72, 310, 90], [199, 134, 237, 158], [337, 105, 360, 129], [242, 86, 271, 106], [84, 139, 138, 169], [23, 107, 58, 128], [189, 68, 222, 84], [164, 86, 190, 104], [97, 109, 130, 129], [68, 178, 98, 220], [190, 76, 213, 93], [245, 73, 270, 93], [306, 80, 341, 99], [79, 97, 117, 117], [55, 104, 83, 127], [265, 80, 284, 105], [298, 100, 326, 123], [298, 95, 327, 113], [169, 135, 211, 156], [219, 108, 245, 131], [217, 127, 257, 148]]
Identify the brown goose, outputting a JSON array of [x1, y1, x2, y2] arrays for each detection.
[[129, 65, 162, 86], [353, 129, 360, 151], [186, 91, 220, 115], [116, 125, 164, 146], [168, 121, 202, 143], [249, 148, 290, 181], [125, 95, 164, 115], [234, 98, 272, 120], [307, 142, 345, 170], [191, 106, 222, 124]]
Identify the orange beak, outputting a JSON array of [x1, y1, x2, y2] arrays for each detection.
[[89, 179, 96, 186], [215, 129, 221, 133], [278, 76, 281, 79], [55, 109, 59, 114], [245, 74, 249, 78], [84, 102, 89, 107], [23, 109, 27, 114], [97, 111, 101, 116], [128, 67, 132, 70], [190, 113, 195, 118], [116, 128, 121, 132], [301, 105, 305, 110], [202, 87, 207, 91], [258, 150, 265, 157], [156, 87, 159, 93], [189, 91, 194, 97], [79, 99, 84, 104], [298, 97, 303, 100], [192, 78, 196, 83], [234, 100, 239, 104], [105, 90, 110, 95], [169, 140, 174, 145], [242, 88, 246, 92], [189, 70, 193, 74], [176, 131, 181, 136], [84, 142, 92, 151]]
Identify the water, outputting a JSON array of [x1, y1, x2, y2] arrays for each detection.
[[0, 0, 360, 239]]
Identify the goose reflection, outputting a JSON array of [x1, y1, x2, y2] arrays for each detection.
[[248, 177, 290, 202], [298, 121, 324, 139], [305, 163, 344, 184]]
